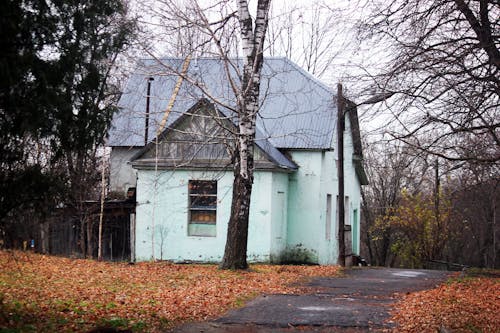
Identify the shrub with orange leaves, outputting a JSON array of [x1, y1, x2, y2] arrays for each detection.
[[0, 251, 339, 332]]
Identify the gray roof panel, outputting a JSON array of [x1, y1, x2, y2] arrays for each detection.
[[108, 58, 337, 150]]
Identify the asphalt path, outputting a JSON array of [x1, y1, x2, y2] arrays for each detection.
[[169, 267, 451, 332]]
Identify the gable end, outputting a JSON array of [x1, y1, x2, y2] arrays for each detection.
[[130, 100, 294, 171]]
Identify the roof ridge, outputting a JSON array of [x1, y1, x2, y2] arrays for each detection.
[[138, 58, 335, 96]]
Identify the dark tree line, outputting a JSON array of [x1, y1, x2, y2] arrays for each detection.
[[447, 163, 499, 268], [360, 141, 499, 268], [0, 0, 135, 254]]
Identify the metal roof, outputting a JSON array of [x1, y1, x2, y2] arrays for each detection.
[[108, 57, 337, 152]]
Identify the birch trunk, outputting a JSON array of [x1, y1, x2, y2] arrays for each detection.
[[220, 0, 270, 269]]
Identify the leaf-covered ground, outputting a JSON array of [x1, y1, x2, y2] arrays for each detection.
[[2, 251, 498, 333], [0, 251, 340, 332], [391, 274, 500, 332]]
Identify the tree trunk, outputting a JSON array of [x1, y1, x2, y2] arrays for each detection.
[[80, 214, 86, 257], [221, 118, 256, 269], [220, 114, 257, 270], [360, 188, 374, 264], [86, 215, 94, 258], [380, 226, 392, 266], [220, 167, 253, 269]]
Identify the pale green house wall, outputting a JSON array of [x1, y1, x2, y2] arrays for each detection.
[[285, 115, 362, 265], [285, 151, 324, 263], [318, 150, 339, 265], [343, 114, 362, 256], [133, 116, 362, 264], [285, 150, 341, 265], [135, 169, 289, 262]]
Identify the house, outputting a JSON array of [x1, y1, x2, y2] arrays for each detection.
[[108, 57, 368, 264]]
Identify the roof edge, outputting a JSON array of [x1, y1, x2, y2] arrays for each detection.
[[282, 58, 334, 96]]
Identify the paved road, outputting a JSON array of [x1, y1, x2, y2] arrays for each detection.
[[169, 267, 451, 332]]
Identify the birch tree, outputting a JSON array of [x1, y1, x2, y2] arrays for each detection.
[[220, 0, 271, 269], [138, 0, 271, 269]]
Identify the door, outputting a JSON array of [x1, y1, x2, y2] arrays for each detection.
[[326, 194, 332, 240], [352, 209, 358, 255]]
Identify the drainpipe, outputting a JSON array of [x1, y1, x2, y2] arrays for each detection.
[[145, 77, 154, 146]]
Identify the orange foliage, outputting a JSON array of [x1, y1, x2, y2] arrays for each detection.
[[391, 277, 500, 332], [0, 251, 339, 332]]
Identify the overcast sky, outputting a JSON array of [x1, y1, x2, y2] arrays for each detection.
[[126, 0, 390, 137]]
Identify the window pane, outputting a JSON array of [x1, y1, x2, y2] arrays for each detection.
[[190, 210, 216, 224], [188, 224, 216, 237], [189, 180, 217, 195], [190, 195, 217, 208]]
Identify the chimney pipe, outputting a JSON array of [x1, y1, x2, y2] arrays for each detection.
[[145, 77, 154, 146]]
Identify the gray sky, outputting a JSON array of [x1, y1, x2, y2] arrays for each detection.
[[127, 0, 390, 137]]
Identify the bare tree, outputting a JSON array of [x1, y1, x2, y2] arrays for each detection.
[[360, 140, 431, 265], [266, 1, 343, 79], [218, 0, 271, 269], [361, 133, 499, 268], [356, 0, 499, 163], [134, 0, 271, 269]]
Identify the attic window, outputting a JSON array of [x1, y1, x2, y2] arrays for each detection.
[[188, 180, 217, 237]]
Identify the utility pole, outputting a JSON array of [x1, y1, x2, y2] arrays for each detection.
[[337, 83, 346, 267], [434, 159, 440, 224], [336, 89, 394, 266]]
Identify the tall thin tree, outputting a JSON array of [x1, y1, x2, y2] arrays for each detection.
[[220, 0, 271, 269]]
